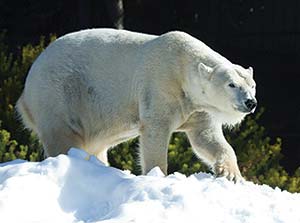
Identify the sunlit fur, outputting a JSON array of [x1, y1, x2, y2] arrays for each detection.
[[16, 29, 256, 181]]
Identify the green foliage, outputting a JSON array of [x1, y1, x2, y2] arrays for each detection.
[[226, 109, 300, 192], [168, 133, 208, 175], [0, 122, 41, 162], [108, 139, 140, 175], [0, 32, 299, 193], [0, 32, 55, 163]]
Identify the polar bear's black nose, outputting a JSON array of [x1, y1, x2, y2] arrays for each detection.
[[245, 99, 257, 111]]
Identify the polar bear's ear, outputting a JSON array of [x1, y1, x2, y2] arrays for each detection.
[[198, 63, 213, 77], [248, 67, 254, 77]]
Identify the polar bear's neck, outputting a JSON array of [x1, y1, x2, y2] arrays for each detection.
[[208, 108, 247, 127]]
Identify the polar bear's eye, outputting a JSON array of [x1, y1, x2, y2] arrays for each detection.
[[228, 83, 236, 88]]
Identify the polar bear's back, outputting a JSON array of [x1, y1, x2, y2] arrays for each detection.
[[24, 29, 157, 110], [60, 28, 157, 45], [30, 29, 157, 80], [55, 28, 157, 63], [28, 28, 227, 86]]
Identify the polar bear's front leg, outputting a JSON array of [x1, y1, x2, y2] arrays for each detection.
[[185, 113, 243, 182], [138, 88, 178, 175], [139, 121, 172, 175]]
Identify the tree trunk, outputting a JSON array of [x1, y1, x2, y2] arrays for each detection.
[[105, 0, 124, 29]]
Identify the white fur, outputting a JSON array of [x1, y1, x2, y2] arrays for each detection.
[[16, 29, 256, 181]]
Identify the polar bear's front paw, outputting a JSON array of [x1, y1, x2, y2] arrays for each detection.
[[214, 161, 244, 183]]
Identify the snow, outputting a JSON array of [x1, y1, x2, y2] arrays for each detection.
[[0, 148, 299, 223]]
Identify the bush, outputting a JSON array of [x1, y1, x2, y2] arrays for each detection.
[[0, 122, 41, 162], [227, 109, 300, 192], [0, 32, 55, 163]]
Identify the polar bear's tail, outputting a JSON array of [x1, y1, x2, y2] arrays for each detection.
[[16, 93, 37, 133]]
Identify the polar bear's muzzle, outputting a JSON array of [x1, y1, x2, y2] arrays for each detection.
[[234, 97, 257, 114], [236, 98, 257, 113], [244, 98, 257, 112]]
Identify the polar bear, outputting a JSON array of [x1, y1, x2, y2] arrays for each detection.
[[16, 29, 257, 181]]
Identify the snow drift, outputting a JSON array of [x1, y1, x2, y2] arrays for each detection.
[[0, 148, 299, 223]]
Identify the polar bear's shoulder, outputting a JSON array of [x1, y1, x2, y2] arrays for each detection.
[[156, 31, 229, 66], [155, 31, 200, 47]]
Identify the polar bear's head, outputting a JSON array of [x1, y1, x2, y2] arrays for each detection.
[[188, 62, 257, 125]]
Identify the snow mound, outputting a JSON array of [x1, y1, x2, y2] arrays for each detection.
[[0, 148, 299, 223]]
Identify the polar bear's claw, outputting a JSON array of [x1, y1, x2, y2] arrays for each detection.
[[214, 162, 244, 183]]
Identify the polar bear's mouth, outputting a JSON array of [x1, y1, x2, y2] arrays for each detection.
[[233, 105, 251, 114], [234, 105, 256, 114]]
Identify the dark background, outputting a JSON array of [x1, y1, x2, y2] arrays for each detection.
[[0, 0, 299, 172]]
